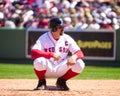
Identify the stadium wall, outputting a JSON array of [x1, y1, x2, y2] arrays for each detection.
[[0, 28, 120, 66], [0, 28, 26, 59]]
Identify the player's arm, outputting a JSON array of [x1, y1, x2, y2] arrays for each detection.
[[66, 35, 84, 65], [74, 50, 84, 59], [31, 38, 55, 59], [31, 49, 54, 59], [67, 50, 84, 66], [31, 49, 61, 61]]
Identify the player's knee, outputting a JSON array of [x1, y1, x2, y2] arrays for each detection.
[[72, 59, 85, 73], [78, 59, 85, 71], [33, 57, 47, 71]]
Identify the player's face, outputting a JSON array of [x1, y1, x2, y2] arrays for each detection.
[[57, 26, 64, 35]]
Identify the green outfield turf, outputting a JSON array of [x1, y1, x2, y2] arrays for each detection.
[[0, 63, 120, 79]]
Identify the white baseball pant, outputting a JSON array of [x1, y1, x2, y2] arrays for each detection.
[[34, 57, 85, 78]]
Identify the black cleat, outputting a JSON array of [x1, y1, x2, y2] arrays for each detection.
[[56, 78, 69, 91], [34, 79, 46, 90]]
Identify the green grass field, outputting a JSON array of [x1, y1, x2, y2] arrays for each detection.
[[0, 63, 120, 79]]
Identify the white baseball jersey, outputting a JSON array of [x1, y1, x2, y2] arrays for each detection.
[[32, 31, 80, 64]]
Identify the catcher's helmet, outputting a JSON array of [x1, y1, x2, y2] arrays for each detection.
[[49, 17, 64, 32]]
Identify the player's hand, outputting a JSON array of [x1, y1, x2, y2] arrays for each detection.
[[53, 53, 61, 61], [67, 55, 77, 66]]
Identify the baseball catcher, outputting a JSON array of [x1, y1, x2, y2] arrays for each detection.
[[31, 17, 85, 91]]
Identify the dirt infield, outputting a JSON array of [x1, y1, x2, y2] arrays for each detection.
[[0, 79, 120, 96]]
